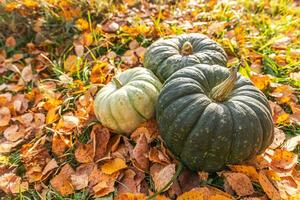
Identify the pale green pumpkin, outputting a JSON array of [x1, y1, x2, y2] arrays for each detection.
[[94, 67, 162, 135]]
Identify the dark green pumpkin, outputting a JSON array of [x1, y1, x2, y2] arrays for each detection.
[[144, 33, 227, 82], [156, 64, 274, 172]]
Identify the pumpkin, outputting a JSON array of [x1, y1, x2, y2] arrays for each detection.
[[94, 67, 162, 135], [143, 33, 227, 82], [156, 64, 274, 172]]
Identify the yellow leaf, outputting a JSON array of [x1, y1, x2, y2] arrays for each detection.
[[101, 158, 127, 175], [115, 193, 146, 200], [208, 194, 233, 200], [276, 113, 289, 124], [250, 74, 270, 90], [64, 55, 81, 73], [46, 107, 59, 124], [76, 19, 89, 31]]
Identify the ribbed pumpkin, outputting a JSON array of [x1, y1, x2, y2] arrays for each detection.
[[144, 33, 227, 82], [94, 67, 162, 135], [156, 64, 274, 172]]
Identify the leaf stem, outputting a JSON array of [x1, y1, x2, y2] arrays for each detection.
[[180, 41, 193, 56]]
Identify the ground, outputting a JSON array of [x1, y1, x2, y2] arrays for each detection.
[[0, 0, 299, 199]]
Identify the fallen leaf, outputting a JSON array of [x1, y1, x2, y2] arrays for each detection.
[[178, 169, 200, 192], [91, 125, 110, 161], [272, 37, 291, 49], [76, 18, 89, 31], [129, 40, 139, 50], [64, 55, 80, 73], [223, 172, 254, 196], [250, 74, 271, 90], [115, 193, 146, 200], [92, 171, 119, 197], [52, 135, 69, 156], [102, 21, 119, 33], [152, 164, 176, 192], [3, 125, 23, 142], [71, 173, 89, 190], [269, 101, 289, 124], [20, 66, 33, 83], [42, 159, 58, 175], [15, 112, 33, 125], [269, 128, 286, 149], [101, 158, 127, 175], [46, 107, 59, 124], [0, 107, 11, 126], [118, 169, 137, 194], [56, 115, 79, 131], [149, 147, 171, 165], [259, 170, 281, 200], [0, 139, 23, 153], [0, 173, 28, 194], [5, 36, 16, 48], [275, 176, 298, 197], [177, 188, 205, 200], [75, 143, 94, 163], [270, 85, 294, 104], [50, 164, 75, 196], [284, 135, 300, 151], [228, 165, 259, 182], [270, 149, 298, 171], [133, 134, 149, 171]]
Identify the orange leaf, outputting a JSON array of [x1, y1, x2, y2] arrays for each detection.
[[64, 55, 80, 73], [133, 133, 149, 171], [259, 171, 281, 200], [270, 149, 298, 171], [76, 18, 89, 31], [101, 158, 127, 175], [177, 188, 205, 200], [52, 135, 69, 156], [75, 143, 94, 163], [250, 74, 270, 90], [0, 107, 11, 127], [228, 165, 259, 182], [115, 193, 146, 200], [5, 36, 16, 48], [46, 107, 59, 124], [270, 85, 294, 104], [50, 164, 75, 196]]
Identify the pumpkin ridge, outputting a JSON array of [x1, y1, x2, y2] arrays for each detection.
[[108, 96, 122, 132], [129, 79, 161, 93], [161, 95, 210, 155], [125, 88, 148, 121], [231, 96, 273, 153], [233, 100, 263, 160]]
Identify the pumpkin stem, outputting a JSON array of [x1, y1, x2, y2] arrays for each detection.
[[112, 77, 123, 89], [210, 67, 238, 102], [181, 41, 193, 56]]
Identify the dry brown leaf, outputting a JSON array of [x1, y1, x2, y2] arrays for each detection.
[[0, 172, 28, 194], [52, 135, 69, 156], [269, 101, 289, 124], [75, 143, 94, 163], [20, 66, 33, 83], [269, 128, 286, 149], [129, 40, 139, 50], [92, 171, 119, 197], [131, 119, 158, 143], [284, 135, 300, 151], [50, 164, 75, 196], [5, 36, 16, 47], [101, 157, 127, 175], [56, 115, 79, 132], [178, 169, 200, 193], [0, 139, 23, 153], [118, 169, 137, 194], [228, 165, 259, 182], [133, 134, 149, 171], [107, 135, 121, 152], [3, 125, 23, 142], [0, 107, 11, 127], [102, 21, 119, 33], [15, 112, 33, 125], [122, 50, 139, 67], [270, 149, 298, 171], [149, 147, 171, 165], [42, 159, 58, 176], [115, 193, 146, 200], [259, 170, 281, 200], [152, 164, 175, 192], [223, 172, 254, 196], [71, 173, 89, 190], [91, 125, 110, 161]]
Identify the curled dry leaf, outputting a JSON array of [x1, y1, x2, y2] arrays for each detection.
[[118, 169, 137, 194], [269, 128, 286, 149], [75, 143, 94, 163], [50, 164, 75, 196], [101, 157, 127, 175], [21, 66, 33, 83], [133, 134, 149, 171], [0, 139, 23, 153], [223, 172, 254, 196], [270, 149, 298, 171], [149, 147, 171, 165], [0, 107, 11, 127], [284, 135, 300, 151], [42, 159, 58, 176], [15, 112, 33, 125], [228, 165, 259, 182], [71, 173, 89, 190], [269, 85, 294, 104], [131, 119, 158, 143], [3, 124, 22, 141], [56, 115, 79, 132], [151, 164, 176, 192], [52, 135, 69, 156], [259, 171, 281, 200], [91, 170, 119, 197], [0, 173, 28, 194], [91, 125, 110, 161]]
